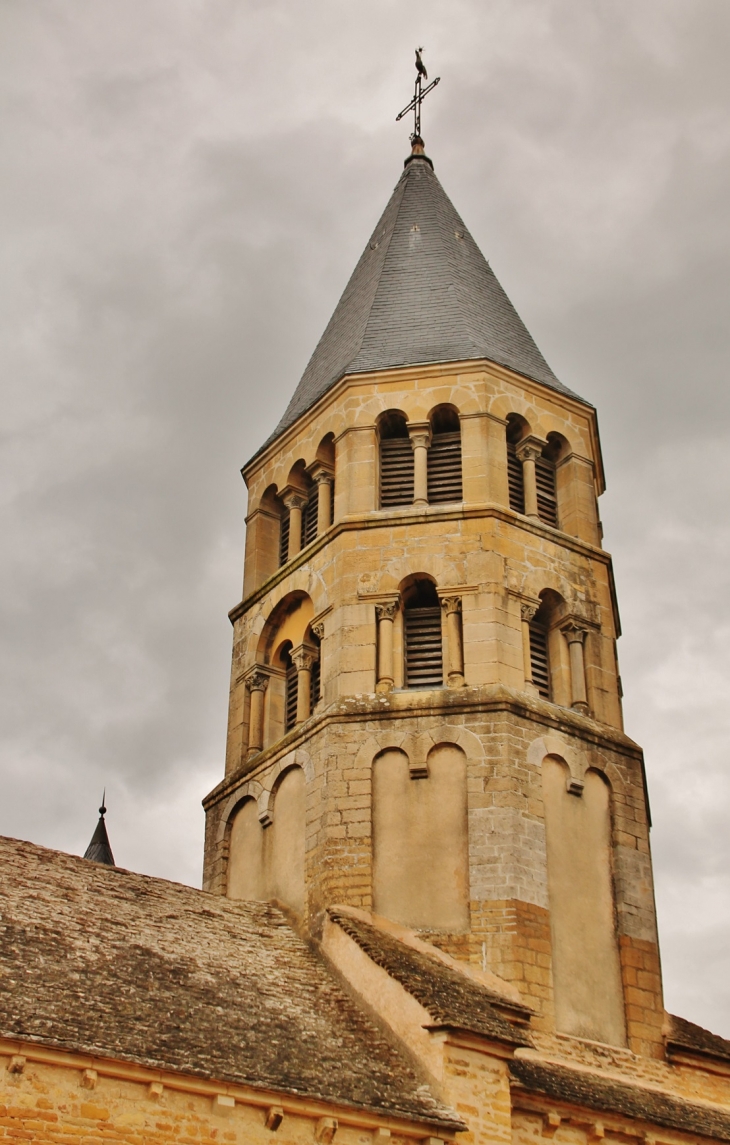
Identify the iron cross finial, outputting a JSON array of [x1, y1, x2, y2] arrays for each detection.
[[396, 47, 441, 145]]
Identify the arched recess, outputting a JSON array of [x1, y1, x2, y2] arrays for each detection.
[[265, 765, 306, 914], [378, 410, 413, 508], [541, 756, 627, 1046], [257, 591, 314, 746], [427, 404, 462, 503], [227, 798, 266, 901], [373, 743, 468, 931]]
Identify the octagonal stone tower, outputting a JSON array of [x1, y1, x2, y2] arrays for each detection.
[[203, 141, 663, 1060]]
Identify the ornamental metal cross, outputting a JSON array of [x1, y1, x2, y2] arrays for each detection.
[[396, 47, 441, 143]]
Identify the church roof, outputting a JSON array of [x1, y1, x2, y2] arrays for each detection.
[[0, 835, 460, 1130], [328, 908, 531, 1046], [258, 150, 584, 460]]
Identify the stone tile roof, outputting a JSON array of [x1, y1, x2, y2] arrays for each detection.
[[510, 1058, 730, 1142], [0, 836, 461, 1130], [253, 154, 586, 463], [667, 1013, 730, 1063], [328, 908, 531, 1047]]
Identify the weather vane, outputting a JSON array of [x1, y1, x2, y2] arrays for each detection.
[[396, 47, 441, 144]]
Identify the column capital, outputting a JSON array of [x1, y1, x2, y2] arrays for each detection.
[[515, 435, 547, 464], [407, 422, 432, 451], [520, 601, 540, 623], [440, 595, 462, 616], [375, 599, 399, 622], [560, 620, 588, 645], [310, 620, 325, 641], [281, 487, 309, 511], [307, 460, 334, 486], [291, 643, 318, 672], [245, 670, 270, 693]]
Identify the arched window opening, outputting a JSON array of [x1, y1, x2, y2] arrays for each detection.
[[403, 578, 443, 689], [379, 411, 413, 508], [506, 415, 527, 514], [536, 438, 559, 528], [427, 405, 462, 503]]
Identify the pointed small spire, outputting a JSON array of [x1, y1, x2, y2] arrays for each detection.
[[83, 791, 115, 866]]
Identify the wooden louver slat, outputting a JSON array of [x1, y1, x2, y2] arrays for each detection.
[[535, 456, 558, 528], [302, 486, 318, 547], [404, 607, 443, 689], [285, 662, 298, 732], [380, 438, 414, 507], [279, 509, 290, 567], [529, 623, 550, 700], [507, 442, 525, 514], [310, 653, 321, 710], [427, 431, 463, 503]]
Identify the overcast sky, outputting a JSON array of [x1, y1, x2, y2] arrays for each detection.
[[2, 0, 730, 1037]]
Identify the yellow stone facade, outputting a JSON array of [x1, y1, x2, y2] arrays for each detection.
[[203, 354, 660, 1057]]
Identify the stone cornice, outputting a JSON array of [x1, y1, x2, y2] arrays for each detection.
[[229, 505, 612, 624], [203, 683, 642, 810]]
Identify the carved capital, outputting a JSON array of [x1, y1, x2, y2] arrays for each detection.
[[515, 435, 546, 464], [282, 490, 309, 512], [310, 620, 325, 641], [441, 596, 462, 616], [245, 671, 269, 693], [520, 602, 539, 623], [375, 600, 399, 623], [408, 422, 432, 451], [291, 643, 318, 672], [560, 621, 588, 645]]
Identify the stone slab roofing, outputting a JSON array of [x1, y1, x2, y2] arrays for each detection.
[[667, 1013, 730, 1063], [510, 1058, 730, 1142], [0, 836, 460, 1131], [255, 153, 585, 462], [328, 908, 531, 1048]]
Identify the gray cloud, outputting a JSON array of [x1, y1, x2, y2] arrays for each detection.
[[2, 0, 730, 1035]]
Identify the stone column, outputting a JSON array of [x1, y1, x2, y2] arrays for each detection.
[[291, 644, 318, 724], [561, 622, 589, 714], [516, 439, 543, 521], [520, 602, 539, 696], [283, 491, 308, 560], [245, 672, 269, 758], [408, 423, 432, 507], [441, 596, 465, 687], [375, 600, 399, 692], [315, 471, 334, 533]]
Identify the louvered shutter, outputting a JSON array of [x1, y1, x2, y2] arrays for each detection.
[[535, 456, 558, 527], [507, 442, 525, 514], [329, 478, 335, 525], [310, 653, 321, 709], [529, 623, 551, 700], [285, 661, 298, 731], [404, 607, 443, 688], [427, 431, 462, 503], [302, 487, 318, 547], [380, 438, 414, 507], [279, 509, 290, 567]]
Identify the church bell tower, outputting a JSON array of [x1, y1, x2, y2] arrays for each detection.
[[202, 132, 664, 1061]]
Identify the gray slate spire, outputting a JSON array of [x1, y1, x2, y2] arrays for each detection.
[[261, 149, 585, 456], [83, 795, 115, 866]]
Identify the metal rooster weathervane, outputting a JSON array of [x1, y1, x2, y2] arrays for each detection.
[[396, 47, 441, 143]]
